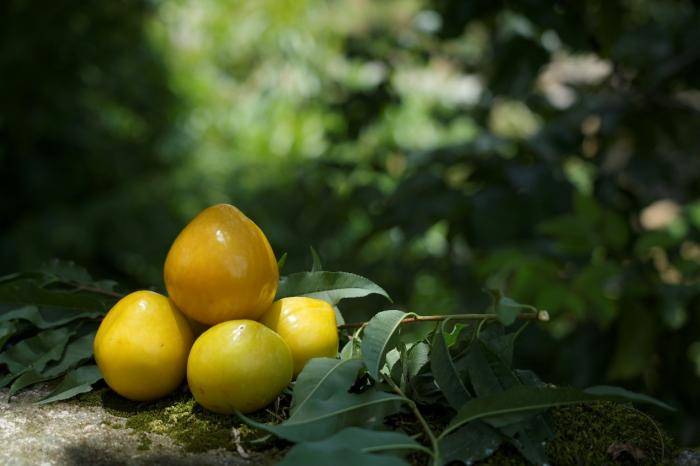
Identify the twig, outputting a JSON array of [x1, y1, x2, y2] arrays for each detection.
[[339, 310, 550, 330], [230, 427, 250, 459], [382, 374, 440, 466]]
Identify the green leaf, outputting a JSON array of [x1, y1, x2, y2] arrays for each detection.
[[276, 271, 391, 305], [310, 247, 323, 272], [361, 310, 413, 380], [0, 324, 79, 387], [489, 290, 535, 326], [431, 321, 471, 409], [40, 259, 93, 284], [35, 365, 102, 404], [405, 341, 430, 378], [238, 358, 403, 442], [0, 278, 112, 313], [9, 330, 96, 396], [339, 337, 361, 360], [439, 421, 502, 465], [583, 385, 674, 410], [290, 358, 358, 415], [465, 340, 504, 396], [441, 385, 673, 439], [279, 427, 422, 466], [0, 305, 102, 329], [277, 253, 288, 271], [0, 321, 17, 349]]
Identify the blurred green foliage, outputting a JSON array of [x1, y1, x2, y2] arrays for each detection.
[[1, 0, 700, 444]]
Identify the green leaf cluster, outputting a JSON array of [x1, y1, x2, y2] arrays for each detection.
[[243, 265, 673, 465], [0, 260, 117, 402]]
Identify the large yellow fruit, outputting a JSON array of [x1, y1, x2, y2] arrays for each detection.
[[260, 297, 338, 376], [187, 320, 293, 414], [164, 204, 279, 325], [94, 290, 194, 401]]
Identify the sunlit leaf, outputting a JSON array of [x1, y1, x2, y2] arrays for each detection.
[[277, 271, 391, 305], [361, 310, 413, 380]]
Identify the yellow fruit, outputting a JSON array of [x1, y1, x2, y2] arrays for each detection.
[[164, 203, 279, 325], [260, 297, 339, 376], [187, 320, 293, 414], [94, 291, 194, 401]]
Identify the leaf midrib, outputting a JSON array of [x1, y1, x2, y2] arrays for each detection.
[[291, 358, 358, 415], [282, 395, 404, 426]]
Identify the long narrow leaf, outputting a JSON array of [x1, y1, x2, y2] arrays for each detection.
[[362, 310, 412, 380], [441, 385, 673, 439], [279, 427, 422, 466], [431, 320, 471, 409]]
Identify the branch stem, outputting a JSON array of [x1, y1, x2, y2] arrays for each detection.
[[339, 310, 549, 330], [382, 374, 440, 466]]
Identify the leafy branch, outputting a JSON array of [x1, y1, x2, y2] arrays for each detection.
[[0, 260, 675, 466], [338, 310, 550, 330]]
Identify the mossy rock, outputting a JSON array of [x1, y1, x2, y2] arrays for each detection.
[[79, 390, 676, 465], [479, 402, 675, 466]]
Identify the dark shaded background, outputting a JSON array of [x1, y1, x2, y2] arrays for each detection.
[[1, 0, 699, 445]]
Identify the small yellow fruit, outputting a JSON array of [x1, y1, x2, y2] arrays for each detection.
[[260, 297, 339, 376], [94, 291, 194, 401], [164, 203, 279, 325], [187, 320, 293, 414]]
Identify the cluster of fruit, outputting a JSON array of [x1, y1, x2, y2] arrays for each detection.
[[93, 204, 339, 413]]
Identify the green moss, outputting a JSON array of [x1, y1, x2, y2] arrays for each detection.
[[479, 402, 676, 465], [77, 388, 287, 457], [76, 389, 674, 465], [137, 434, 152, 451]]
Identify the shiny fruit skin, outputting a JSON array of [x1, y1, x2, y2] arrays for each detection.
[[164, 203, 279, 325], [94, 290, 194, 401], [187, 320, 293, 414], [260, 297, 338, 376]]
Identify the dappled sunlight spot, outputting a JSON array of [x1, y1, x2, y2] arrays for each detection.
[[537, 52, 612, 109], [489, 98, 542, 140], [640, 199, 680, 231]]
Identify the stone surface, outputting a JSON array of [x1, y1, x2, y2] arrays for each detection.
[[0, 386, 261, 466]]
